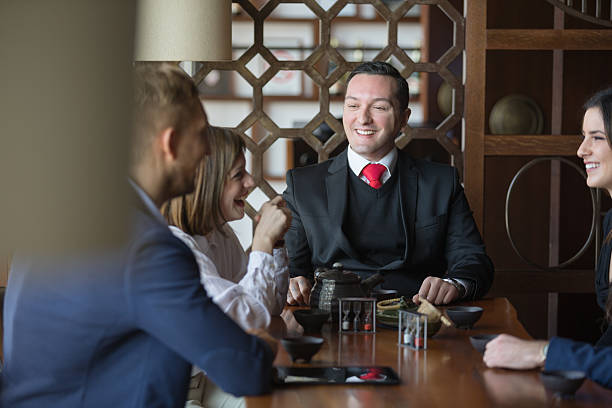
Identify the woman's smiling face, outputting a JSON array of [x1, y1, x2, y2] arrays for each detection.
[[219, 152, 255, 222], [578, 107, 612, 195]]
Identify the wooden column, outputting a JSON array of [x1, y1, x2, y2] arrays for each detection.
[[547, 7, 565, 339], [463, 0, 487, 230]]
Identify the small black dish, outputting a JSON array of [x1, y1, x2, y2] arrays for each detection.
[[293, 309, 330, 333], [281, 336, 324, 363], [371, 289, 399, 302], [469, 333, 499, 354], [540, 370, 586, 398], [446, 306, 483, 329]]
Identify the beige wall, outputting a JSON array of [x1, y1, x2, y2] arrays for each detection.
[[0, 2, 135, 258]]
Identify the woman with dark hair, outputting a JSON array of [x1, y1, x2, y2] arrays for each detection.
[[483, 88, 612, 388], [589, 88, 612, 345]]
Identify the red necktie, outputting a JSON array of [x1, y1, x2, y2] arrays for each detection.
[[361, 163, 386, 189]]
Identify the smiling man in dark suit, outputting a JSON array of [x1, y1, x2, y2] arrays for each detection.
[[284, 61, 494, 306]]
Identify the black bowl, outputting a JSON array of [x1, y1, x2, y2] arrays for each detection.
[[446, 306, 483, 329], [293, 309, 330, 333], [469, 334, 499, 354], [281, 336, 324, 363], [540, 370, 586, 398], [371, 289, 399, 302]]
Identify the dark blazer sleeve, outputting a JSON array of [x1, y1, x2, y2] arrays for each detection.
[[596, 211, 612, 311], [283, 168, 315, 279], [443, 167, 494, 299], [546, 336, 612, 389], [126, 229, 275, 396]]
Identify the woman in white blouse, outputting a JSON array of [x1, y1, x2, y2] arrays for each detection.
[[163, 126, 291, 331], [163, 126, 291, 408]]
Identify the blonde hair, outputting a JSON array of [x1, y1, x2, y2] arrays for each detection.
[[132, 63, 201, 163], [162, 126, 245, 236]]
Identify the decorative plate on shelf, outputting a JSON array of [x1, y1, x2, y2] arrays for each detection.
[[436, 81, 453, 117], [489, 94, 544, 135]]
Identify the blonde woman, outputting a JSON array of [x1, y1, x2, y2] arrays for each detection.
[[163, 126, 291, 331], [163, 126, 290, 408]]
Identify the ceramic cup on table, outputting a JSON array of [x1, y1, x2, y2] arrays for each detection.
[[469, 333, 499, 354], [540, 370, 586, 398], [446, 306, 483, 329], [281, 336, 324, 363], [292, 309, 330, 334]]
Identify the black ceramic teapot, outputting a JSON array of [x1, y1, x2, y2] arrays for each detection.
[[309, 263, 384, 320]]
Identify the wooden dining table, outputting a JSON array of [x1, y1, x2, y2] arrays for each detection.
[[246, 298, 612, 407]]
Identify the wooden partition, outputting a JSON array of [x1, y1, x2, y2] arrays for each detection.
[[198, 0, 467, 216], [464, 0, 612, 340]]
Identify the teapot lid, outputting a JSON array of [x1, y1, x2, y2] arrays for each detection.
[[314, 263, 360, 283]]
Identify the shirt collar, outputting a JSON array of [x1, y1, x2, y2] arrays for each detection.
[[128, 178, 167, 225], [347, 145, 398, 178]]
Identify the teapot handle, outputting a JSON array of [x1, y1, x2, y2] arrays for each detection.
[[361, 272, 384, 294]]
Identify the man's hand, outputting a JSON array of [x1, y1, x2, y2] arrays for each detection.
[[246, 328, 279, 356], [412, 276, 459, 305], [252, 196, 291, 254], [483, 334, 548, 370], [286, 276, 312, 306]]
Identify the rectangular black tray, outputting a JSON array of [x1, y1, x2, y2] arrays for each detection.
[[274, 366, 400, 386]]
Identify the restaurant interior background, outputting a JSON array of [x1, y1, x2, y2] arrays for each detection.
[[2, 0, 612, 344]]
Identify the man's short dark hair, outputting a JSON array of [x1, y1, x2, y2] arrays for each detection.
[[346, 61, 410, 112]]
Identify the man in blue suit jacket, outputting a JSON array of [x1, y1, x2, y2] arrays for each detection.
[[1, 64, 276, 407]]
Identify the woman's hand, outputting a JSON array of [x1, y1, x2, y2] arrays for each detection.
[[286, 276, 312, 306], [483, 334, 548, 370], [252, 196, 291, 254]]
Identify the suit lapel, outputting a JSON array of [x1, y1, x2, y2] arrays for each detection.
[[326, 150, 360, 260], [397, 152, 417, 263]]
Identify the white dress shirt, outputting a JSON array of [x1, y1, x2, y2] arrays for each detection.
[[169, 224, 289, 331], [347, 145, 398, 186], [170, 224, 288, 379]]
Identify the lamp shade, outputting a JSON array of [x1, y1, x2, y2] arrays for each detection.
[[135, 0, 231, 61]]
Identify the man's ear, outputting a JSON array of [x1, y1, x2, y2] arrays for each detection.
[[400, 108, 411, 132], [158, 126, 179, 161]]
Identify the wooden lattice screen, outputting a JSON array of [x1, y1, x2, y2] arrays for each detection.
[[191, 0, 466, 220], [545, 0, 612, 27]]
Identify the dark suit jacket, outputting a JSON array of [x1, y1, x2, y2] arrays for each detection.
[[1, 195, 274, 407], [283, 148, 494, 299], [594, 211, 612, 347], [596, 211, 612, 311]]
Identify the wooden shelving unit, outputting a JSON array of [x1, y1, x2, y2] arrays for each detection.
[[464, 0, 612, 340]]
